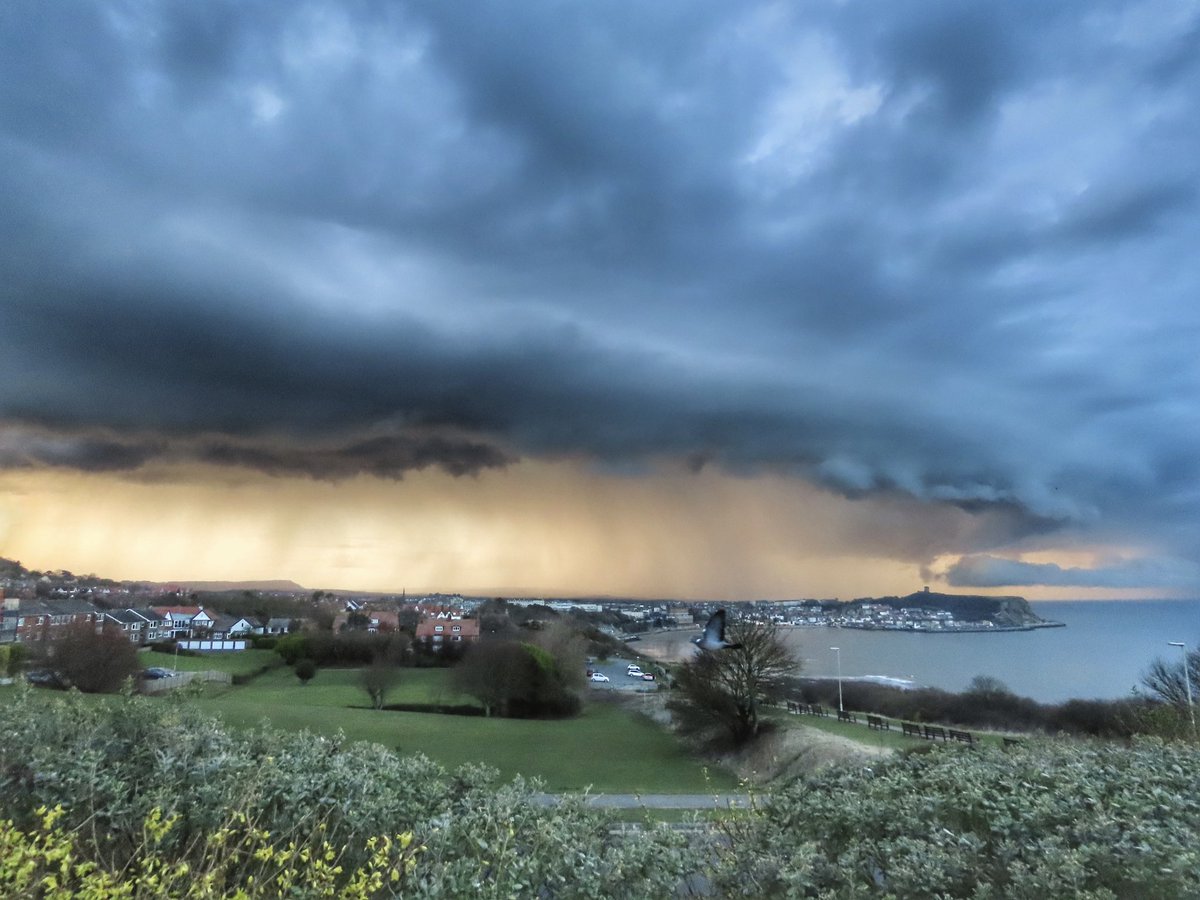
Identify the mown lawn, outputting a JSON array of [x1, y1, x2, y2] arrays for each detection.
[[189, 666, 736, 793], [141, 647, 282, 676]]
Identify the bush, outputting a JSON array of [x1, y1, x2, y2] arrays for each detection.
[[294, 657, 317, 684], [712, 738, 1200, 897], [33, 622, 138, 693], [4, 691, 1200, 898], [0, 689, 693, 897], [790, 677, 1144, 737]]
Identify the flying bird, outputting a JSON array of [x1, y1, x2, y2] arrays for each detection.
[[692, 609, 743, 651]]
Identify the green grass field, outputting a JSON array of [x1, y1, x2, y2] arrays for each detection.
[[142, 647, 282, 676], [185, 666, 736, 793]]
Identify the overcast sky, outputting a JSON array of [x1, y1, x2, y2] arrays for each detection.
[[1, 0, 1198, 598]]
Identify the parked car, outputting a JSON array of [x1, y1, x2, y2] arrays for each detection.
[[626, 668, 644, 678], [25, 670, 65, 688], [589, 672, 610, 682], [142, 667, 176, 680], [641, 673, 656, 681]]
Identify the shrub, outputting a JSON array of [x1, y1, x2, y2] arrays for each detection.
[[5, 642, 27, 676], [0, 690, 693, 897], [33, 621, 138, 693], [294, 657, 317, 684], [713, 738, 1200, 897]]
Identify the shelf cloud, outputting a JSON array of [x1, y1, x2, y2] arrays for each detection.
[[1, 0, 1198, 594]]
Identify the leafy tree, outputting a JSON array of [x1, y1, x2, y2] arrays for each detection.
[[453, 639, 580, 718], [452, 641, 528, 717], [38, 621, 139, 693], [360, 659, 401, 709], [668, 618, 797, 746], [294, 658, 317, 685], [274, 632, 310, 665]]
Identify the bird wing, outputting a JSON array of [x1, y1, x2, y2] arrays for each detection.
[[703, 609, 727, 644]]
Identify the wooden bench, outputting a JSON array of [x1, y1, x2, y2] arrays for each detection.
[[1003, 737, 1023, 748], [901, 722, 923, 739], [923, 725, 948, 742], [866, 715, 889, 730], [948, 728, 974, 745], [837, 709, 856, 724], [786, 700, 800, 714], [809, 704, 829, 717]]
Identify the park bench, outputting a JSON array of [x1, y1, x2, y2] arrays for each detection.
[[901, 722, 923, 738], [866, 715, 889, 730], [786, 700, 800, 714], [1003, 736, 1023, 748], [808, 703, 828, 717], [948, 728, 974, 745], [837, 709, 856, 723], [923, 725, 948, 741]]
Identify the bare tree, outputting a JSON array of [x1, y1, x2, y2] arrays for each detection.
[[360, 658, 401, 709], [1141, 647, 1200, 709], [668, 618, 798, 746]]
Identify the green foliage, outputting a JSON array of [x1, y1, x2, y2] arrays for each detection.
[[5, 642, 27, 677], [35, 621, 139, 693], [277, 630, 442, 668], [274, 631, 309, 665], [0, 690, 693, 897], [453, 639, 581, 719], [795, 676, 1149, 737], [7, 688, 1200, 897], [294, 657, 317, 684], [712, 738, 1200, 897]]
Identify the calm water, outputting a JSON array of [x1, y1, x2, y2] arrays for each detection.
[[780, 600, 1200, 703]]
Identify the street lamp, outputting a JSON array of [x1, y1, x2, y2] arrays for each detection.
[[830, 646, 843, 713], [1168, 641, 1196, 734]]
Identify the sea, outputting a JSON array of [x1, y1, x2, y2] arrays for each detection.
[[639, 600, 1200, 704]]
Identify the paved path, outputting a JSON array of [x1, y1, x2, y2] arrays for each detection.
[[532, 793, 753, 809]]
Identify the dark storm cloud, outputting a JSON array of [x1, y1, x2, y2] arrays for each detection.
[[0, 429, 163, 474], [196, 434, 511, 480], [0, 425, 509, 481], [1, 0, 1199, 589], [947, 555, 1200, 591]]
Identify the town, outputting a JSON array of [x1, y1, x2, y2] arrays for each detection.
[[0, 556, 1055, 649]]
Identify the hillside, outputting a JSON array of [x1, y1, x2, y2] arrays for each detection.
[[849, 590, 1046, 626]]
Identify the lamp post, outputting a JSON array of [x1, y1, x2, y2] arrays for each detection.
[[830, 646, 843, 713], [1168, 641, 1196, 734]]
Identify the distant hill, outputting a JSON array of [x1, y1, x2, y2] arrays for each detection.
[[163, 579, 308, 592], [849, 590, 1044, 626]]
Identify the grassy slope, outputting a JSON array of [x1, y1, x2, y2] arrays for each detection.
[[769, 708, 1008, 750], [189, 667, 736, 793], [142, 647, 281, 676]]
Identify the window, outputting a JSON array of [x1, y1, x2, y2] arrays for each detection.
[[451, 625, 461, 633], [434, 625, 444, 633]]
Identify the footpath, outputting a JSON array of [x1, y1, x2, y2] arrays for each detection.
[[532, 793, 752, 809]]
